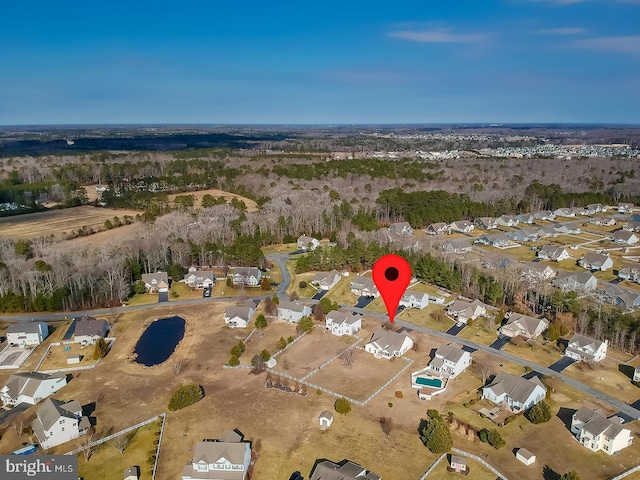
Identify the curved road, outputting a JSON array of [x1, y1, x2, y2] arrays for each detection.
[[1, 252, 639, 420]]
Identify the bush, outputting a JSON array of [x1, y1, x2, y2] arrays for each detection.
[[228, 355, 240, 366], [297, 316, 313, 334], [335, 397, 352, 415], [287, 336, 295, 343], [427, 409, 440, 419], [479, 428, 489, 443], [92, 338, 109, 360], [316, 389, 323, 395], [299, 281, 308, 288], [255, 314, 268, 329], [277, 337, 287, 350], [230, 342, 245, 358], [467, 319, 474, 327], [395, 390, 403, 399], [419, 416, 453, 454], [525, 401, 552, 424], [168, 384, 204, 411], [388, 402, 393, 408], [487, 429, 505, 449]]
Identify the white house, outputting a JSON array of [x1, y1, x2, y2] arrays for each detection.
[[634, 367, 640, 382], [277, 301, 312, 323], [388, 222, 414, 235], [7, 322, 49, 347], [350, 276, 379, 297], [124, 467, 139, 480], [475, 217, 498, 230], [311, 270, 341, 291], [325, 311, 362, 336], [618, 264, 640, 283], [224, 303, 257, 328], [181, 430, 251, 480], [519, 262, 557, 283], [579, 252, 614, 271], [496, 215, 519, 227], [537, 245, 572, 262], [0, 372, 67, 406], [73, 317, 109, 345], [183, 270, 216, 289], [552, 271, 598, 292], [449, 220, 474, 233], [364, 328, 413, 358], [499, 313, 549, 340], [140, 272, 169, 293], [447, 299, 487, 323], [31, 398, 90, 450], [613, 230, 639, 245], [400, 289, 429, 309], [318, 411, 334, 430], [297, 235, 320, 251], [425, 342, 471, 378], [426, 222, 450, 235], [571, 407, 633, 455], [482, 372, 547, 413], [516, 448, 536, 466], [230, 267, 262, 286], [565, 333, 608, 363]]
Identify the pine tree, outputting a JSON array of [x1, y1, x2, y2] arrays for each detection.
[[92, 338, 109, 360]]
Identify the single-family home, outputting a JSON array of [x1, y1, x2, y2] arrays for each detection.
[[388, 222, 414, 235], [481, 253, 514, 270], [598, 285, 640, 310], [426, 222, 450, 235], [496, 215, 519, 227], [350, 276, 379, 298], [554, 208, 575, 218], [519, 262, 557, 282], [449, 220, 474, 233], [0, 372, 67, 406], [552, 271, 598, 293], [141, 272, 169, 293], [448, 455, 467, 474], [73, 317, 109, 345], [618, 264, 640, 283], [516, 448, 536, 466], [365, 328, 413, 359], [507, 229, 535, 243], [537, 245, 572, 262], [31, 398, 90, 450], [224, 302, 257, 328], [277, 301, 312, 323], [476, 233, 510, 248], [318, 411, 334, 430], [571, 207, 588, 217], [565, 333, 607, 362], [310, 459, 381, 480], [623, 220, 640, 233], [183, 270, 216, 289], [311, 270, 342, 291], [475, 217, 497, 230], [579, 252, 614, 271], [571, 407, 633, 455], [297, 235, 320, 251], [229, 267, 262, 286], [440, 240, 473, 255], [399, 290, 429, 309], [325, 311, 362, 336], [181, 430, 251, 480], [586, 204, 604, 214], [613, 230, 639, 245], [516, 213, 534, 225], [618, 203, 635, 214], [590, 217, 616, 227], [7, 322, 49, 347], [482, 372, 547, 412], [500, 313, 549, 340], [425, 342, 471, 379], [124, 467, 140, 480], [554, 224, 581, 235], [533, 211, 555, 221], [447, 299, 487, 323]]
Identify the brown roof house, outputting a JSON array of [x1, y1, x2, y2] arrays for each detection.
[[31, 398, 90, 450], [309, 459, 381, 480], [181, 430, 251, 480], [141, 272, 169, 293]]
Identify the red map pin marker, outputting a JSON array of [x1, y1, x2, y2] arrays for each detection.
[[372, 254, 412, 323]]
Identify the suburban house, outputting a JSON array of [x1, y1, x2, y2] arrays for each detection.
[[475, 217, 497, 230], [311, 270, 342, 291], [519, 262, 556, 282], [552, 271, 598, 292], [598, 284, 640, 310], [7, 322, 49, 347], [624, 220, 640, 233], [229, 267, 262, 286], [533, 211, 555, 221], [496, 215, 519, 227], [365, 328, 413, 358], [31, 398, 90, 450], [507, 229, 536, 243], [310, 459, 381, 480], [449, 220, 474, 233], [579, 252, 614, 271], [425, 342, 471, 379], [481, 253, 514, 270], [318, 411, 334, 430], [565, 333, 608, 363], [297, 234, 320, 251], [476, 233, 510, 248], [516, 448, 536, 466], [224, 302, 257, 328], [350, 276, 379, 297], [73, 317, 109, 345], [537, 245, 572, 262], [141, 272, 169, 293], [516, 213, 534, 224], [571, 407, 633, 455], [447, 299, 487, 323], [554, 208, 575, 218], [325, 311, 362, 336], [388, 222, 414, 235], [612, 230, 639, 245], [448, 455, 467, 474], [124, 467, 139, 480], [618, 203, 635, 213], [634, 367, 640, 382], [554, 224, 581, 235], [183, 270, 216, 289], [426, 222, 450, 235], [440, 240, 473, 255], [500, 313, 549, 340], [618, 264, 640, 283], [482, 372, 547, 412], [399, 289, 429, 309], [586, 203, 604, 214], [0, 372, 67, 406], [277, 301, 312, 323], [181, 430, 251, 480], [590, 217, 616, 226]]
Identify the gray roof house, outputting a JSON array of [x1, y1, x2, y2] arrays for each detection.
[[579, 252, 614, 271], [474, 217, 497, 230], [224, 302, 257, 328], [482, 372, 546, 412], [613, 230, 639, 245], [229, 267, 262, 286], [141, 272, 169, 293], [31, 398, 90, 450], [183, 270, 216, 289], [364, 328, 413, 359], [537, 245, 572, 262], [181, 430, 251, 480], [73, 317, 109, 344], [598, 284, 640, 310], [552, 271, 598, 292], [350, 276, 379, 298], [426, 222, 450, 235], [571, 407, 633, 455], [388, 222, 414, 235], [450, 220, 474, 233], [618, 264, 640, 283], [6, 322, 49, 346], [277, 301, 312, 323], [0, 372, 67, 406], [310, 459, 381, 480], [565, 334, 607, 362], [311, 270, 342, 291], [297, 235, 321, 251], [500, 313, 549, 340]]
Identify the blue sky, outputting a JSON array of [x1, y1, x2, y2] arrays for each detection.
[[1, 0, 639, 125]]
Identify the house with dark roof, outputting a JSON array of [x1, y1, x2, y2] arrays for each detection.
[[31, 398, 90, 449], [571, 407, 632, 455], [388, 222, 414, 235], [474, 217, 497, 230], [0, 372, 67, 406], [181, 430, 252, 480], [364, 328, 413, 359], [482, 372, 546, 412], [309, 458, 381, 480], [565, 333, 607, 362], [598, 284, 640, 310], [500, 313, 549, 340]]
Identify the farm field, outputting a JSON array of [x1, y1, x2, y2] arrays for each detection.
[[167, 188, 258, 212], [0, 206, 141, 241]]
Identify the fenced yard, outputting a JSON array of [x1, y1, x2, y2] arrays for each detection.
[[36, 342, 101, 372]]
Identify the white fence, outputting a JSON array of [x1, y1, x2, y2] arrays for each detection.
[[418, 453, 446, 479], [610, 465, 640, 480], [34, 338, 117, 373], [151, 412, 167, 480], [450, 447, 508, 480]]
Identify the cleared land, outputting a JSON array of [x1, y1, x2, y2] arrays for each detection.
[[425, 456, 499, 480], [37, 342, 102, 372], [167, 188, 258, 212], [0, 206, 140, 241]]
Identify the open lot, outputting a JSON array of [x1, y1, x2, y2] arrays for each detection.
[[240, 321, 299, 366], [36, 342, 102, 372], [0, 206, 141, 241], [324, 274, 359, 306], [167, 188, 258, 212]]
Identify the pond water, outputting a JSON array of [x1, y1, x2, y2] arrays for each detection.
[[134, 316, 185, 366]]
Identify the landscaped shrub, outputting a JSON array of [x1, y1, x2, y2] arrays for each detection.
[[287, 336, 295, 343], [419, 415, 453, 454], [388, 402, 393, 408], [168, 384, 204, 411], [230, 341, 245, 358], [228, 355, 240, 366], [467, 319, 474, 327], [487, 429, 505, 448], [299, 281, 307, 288], [255, 314, 268, 329], [92, 338, 109, 360], [525, 401, 552, 424], [335, 397, 352, 415], [277, 337, 287, 350], [395, 390, 403, 398], [427, 409, 440, 419], [316, 389, 323, 395]]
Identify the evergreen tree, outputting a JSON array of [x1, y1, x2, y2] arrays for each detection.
[[525, 401, 552, 424], [335, 397, 352, 415], [419, 415, 453, 454], [92, 338, 109, 360]]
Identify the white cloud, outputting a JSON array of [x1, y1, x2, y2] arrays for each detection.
[[572, 35, 640, 55], [535, 27, 586, 35], [388, 29, 488, 44]]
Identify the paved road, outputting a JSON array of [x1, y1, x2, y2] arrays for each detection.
[[266, 253, 291, 299]]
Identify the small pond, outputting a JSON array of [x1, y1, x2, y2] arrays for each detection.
[[134, 316, 185, 366]]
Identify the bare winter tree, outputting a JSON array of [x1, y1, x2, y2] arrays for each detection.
[[339, 348, 355, 368], [174, 355, 187, 375], [112, 433, 130, 455], [379, 416, 393, 438], [76, 429, 96, 462], [483, 315, 496, 333], [576, 310, 590, 335], [470, 358, 495, 385], [432, 310, 447, 323]]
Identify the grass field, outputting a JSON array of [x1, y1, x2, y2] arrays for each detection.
[[324, 275, 359, 306], [167, 188, 258, 212], [37, 342, 102, 372], [0, 206, 141, 241]]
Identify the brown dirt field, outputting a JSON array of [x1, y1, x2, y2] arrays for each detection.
[[0, 206, 141, 241], [306, 349, 411, 402], [37, 342, 101, 371], [562, 357, 640, 405], [167, 188, 258, 212], [240, 322, 298, 365]]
